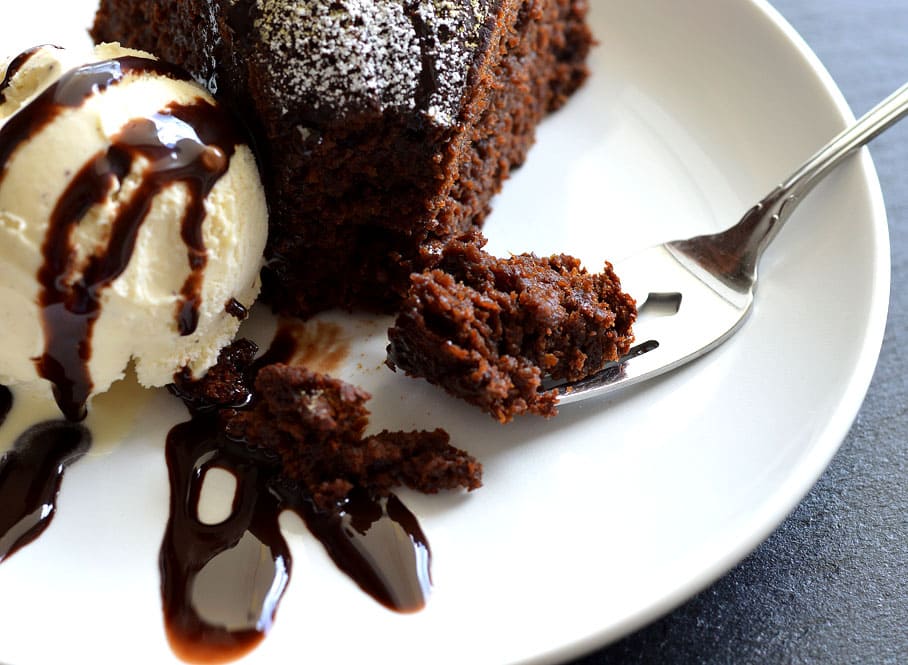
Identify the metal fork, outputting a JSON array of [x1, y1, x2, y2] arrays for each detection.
[[557, 82, 908, 404]]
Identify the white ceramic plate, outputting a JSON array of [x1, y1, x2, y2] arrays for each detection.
[[0, 1, 890, 664]]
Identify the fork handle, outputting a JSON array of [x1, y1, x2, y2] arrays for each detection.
[[767, 80, 908, 243], [674, 81, 908, 295]]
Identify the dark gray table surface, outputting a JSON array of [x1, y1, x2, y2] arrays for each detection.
[[570, 2, 908, 664]]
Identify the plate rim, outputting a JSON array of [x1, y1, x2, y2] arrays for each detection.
[[525, 1, 892, 662], [0, 1, 892, 664]]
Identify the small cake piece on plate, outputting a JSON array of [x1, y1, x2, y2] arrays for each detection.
[[172, 341, 482, 509], [386, 238, 637, 422], [91, 0, 595, 317], [229, 364, 483, 508]]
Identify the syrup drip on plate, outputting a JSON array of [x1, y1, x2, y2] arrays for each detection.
[[161, 414, 288, 663], [0, 386, 11, 426], [0, 419, 89, 562], [161, 325, 433, 663], [299, 487, 432, 612]]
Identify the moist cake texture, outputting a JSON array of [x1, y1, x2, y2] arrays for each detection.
[[172, 338, 483, 509], [386, 238, 637, 422], [231, 364, 483, 508], [91, 0, 595, 317]]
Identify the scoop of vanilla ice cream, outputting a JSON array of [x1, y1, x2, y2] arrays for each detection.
[[0, 43, 268, 419]]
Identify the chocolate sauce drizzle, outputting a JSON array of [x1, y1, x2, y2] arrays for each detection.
[[0, 45, 53, 106], [162, 329, 432, 663], [0, 56, 189, 178], [225, 298, 248, 321], [161, 414, 288, 662], [299, 488, 432, 612], [0, 54, 239, 421], [0, 420, 90, 562], [0, 386, 11, 427]]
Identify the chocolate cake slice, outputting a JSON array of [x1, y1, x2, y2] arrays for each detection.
[[91, 0, 594, 318], [386, 239, 637, 422]]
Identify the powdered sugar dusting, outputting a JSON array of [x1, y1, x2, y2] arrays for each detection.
[[203, 0, 223, 93], [254, 0, 491, 126], [415, 0, 489, 125]]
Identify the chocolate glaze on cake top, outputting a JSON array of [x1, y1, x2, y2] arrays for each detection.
[[225, 0, 494, 125]]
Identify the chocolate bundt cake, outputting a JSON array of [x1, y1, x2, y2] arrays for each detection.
[[91, 0, 594, 318]]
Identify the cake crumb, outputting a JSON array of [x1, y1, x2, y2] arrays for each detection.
[[387, 237, 637, 422]]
